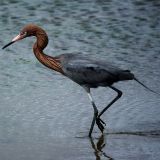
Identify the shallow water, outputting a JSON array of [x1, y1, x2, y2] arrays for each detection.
[[0, 0, 160, 159]]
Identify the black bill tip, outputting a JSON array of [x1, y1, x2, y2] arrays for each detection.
[[2, 41, 14, 49]]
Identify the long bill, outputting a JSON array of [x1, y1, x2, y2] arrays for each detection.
[[2, 34, 25, 49], [2, 41, 15, 49]]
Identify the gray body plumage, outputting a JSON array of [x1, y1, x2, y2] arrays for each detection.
[[58, 53, 134, 88]]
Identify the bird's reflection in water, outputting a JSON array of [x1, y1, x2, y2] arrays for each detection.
[[89, 134, 113, 160]]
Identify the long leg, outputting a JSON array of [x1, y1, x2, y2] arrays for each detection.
[[86, 89, 98, 137], [98, 86, 122, 118], [83, 87, 105, 137]]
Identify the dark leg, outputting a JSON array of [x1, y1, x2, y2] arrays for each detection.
[[98, 86, 122, 118], [83, 87, 97, 137], [89, 101, 98, 137], [83, 87, 105, 137], [89, 99, 105, 136], [87, 91, 99, 137]]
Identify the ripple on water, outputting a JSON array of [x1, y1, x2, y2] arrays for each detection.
[[0, 1, 160, 159]]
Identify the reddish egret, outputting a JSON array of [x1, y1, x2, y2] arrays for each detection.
[[2, 24, 158, 137]]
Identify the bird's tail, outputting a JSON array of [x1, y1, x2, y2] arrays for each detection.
[[134, 77, 160, 96]]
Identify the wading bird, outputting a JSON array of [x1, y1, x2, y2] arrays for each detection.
[[2, 24, 158, 137]]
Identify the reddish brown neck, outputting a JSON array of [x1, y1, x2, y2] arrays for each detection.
[[33, 28, 63, 73]]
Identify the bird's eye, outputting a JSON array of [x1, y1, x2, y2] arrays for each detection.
[[20, 31, 27, 36]]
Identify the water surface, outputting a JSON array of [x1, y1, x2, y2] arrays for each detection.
[[0, 0, 160, 159]]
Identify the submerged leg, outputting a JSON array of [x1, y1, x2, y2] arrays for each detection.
[[98, 86, 122, 118]]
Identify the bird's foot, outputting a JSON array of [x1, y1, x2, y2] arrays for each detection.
[[98, 118, 106, 126], [96, 117, 106, 133]]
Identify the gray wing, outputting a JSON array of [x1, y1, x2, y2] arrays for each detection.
[[61, 57, 122, 86]]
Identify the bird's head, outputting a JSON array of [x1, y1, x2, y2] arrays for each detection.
[[2, 24, 43, 49]]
